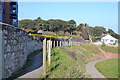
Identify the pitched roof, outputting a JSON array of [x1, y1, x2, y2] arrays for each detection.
[[37, 30, 56, 35], [69, 36, 87, 43]]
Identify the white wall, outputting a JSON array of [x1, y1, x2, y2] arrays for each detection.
[[101, 35, 117, 44]]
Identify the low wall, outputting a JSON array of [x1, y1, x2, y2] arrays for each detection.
[[0, 22, 43, 79]]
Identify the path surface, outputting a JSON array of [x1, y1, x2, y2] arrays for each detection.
[[86, 59, 108, 78], [15, 51, 43, 79], [86, 46, 118, 79]]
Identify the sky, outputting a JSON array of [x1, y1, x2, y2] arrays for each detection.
[[18, 2, 118, 33]]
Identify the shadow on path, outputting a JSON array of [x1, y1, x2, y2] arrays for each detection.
[[15, 51, 43, 78]]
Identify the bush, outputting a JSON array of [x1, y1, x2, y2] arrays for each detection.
[[92, 37, 97, 42], [102, 44, 106, 47]]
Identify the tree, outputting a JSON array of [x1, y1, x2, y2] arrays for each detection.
[[37, 17, 42, 21], [108, 29, 120, 39], [76, 23, 84, 31], [68, 20, 76, 27], [89, 26, 107, 37]]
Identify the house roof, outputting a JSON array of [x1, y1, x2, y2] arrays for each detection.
[[37, 30, 56, 35], [97, 34, 117, 40], [102, 35, 117, 40], [69, 36, 87, 43]]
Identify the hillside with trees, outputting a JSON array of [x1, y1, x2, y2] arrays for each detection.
[[19, 17, 76, 34], [18, 17, 119, 40]]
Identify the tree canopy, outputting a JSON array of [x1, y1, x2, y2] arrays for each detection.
[[18, 17, 76, 33], [18, 17, 119, 40]]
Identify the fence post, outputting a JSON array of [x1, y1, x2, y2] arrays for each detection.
[[0, 24, 4, 79], [60, 41, 61, 46], [57, 41, 58, 47], [47, 40, 49, 52], [43, 38, 46, 75], [51, 40, 52, 48], [48, 39, 51, 65], [53, 40, 55, 47]]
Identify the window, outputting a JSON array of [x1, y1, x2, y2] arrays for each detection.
[[110, 40, 114, 42]]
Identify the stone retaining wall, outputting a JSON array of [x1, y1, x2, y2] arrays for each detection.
[[0, 22, 43, 78]]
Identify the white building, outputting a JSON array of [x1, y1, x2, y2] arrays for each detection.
[[97, 34, 118, 45]]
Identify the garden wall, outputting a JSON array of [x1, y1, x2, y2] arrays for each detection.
[[0, 22, 43, 79]]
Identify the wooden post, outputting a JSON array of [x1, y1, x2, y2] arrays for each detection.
[[54, 41, 55, 47], [51, 40, 52, 48], [48, 39, 51, 65], [57, 41, 58, 47], [60, 41, 61, 46], [43, 38, 46, 75], [47, 40, 49, 52]]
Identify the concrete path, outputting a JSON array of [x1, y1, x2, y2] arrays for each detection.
[[18, 66, 43, 78], [15, 51, 43, 79], [86, 59, 108, 78]]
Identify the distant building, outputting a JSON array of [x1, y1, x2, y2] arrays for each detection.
[[97, 34, 118, 45], [0, 0, 18, 27], [69, 36, 87, 43], [37, 30, 56, 35]]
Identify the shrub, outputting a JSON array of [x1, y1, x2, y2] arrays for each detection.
[[102, 44, 106, 47], [92, 37, 97, 42]]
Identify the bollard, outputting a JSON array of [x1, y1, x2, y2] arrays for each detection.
[[43, 38, 46, 75]]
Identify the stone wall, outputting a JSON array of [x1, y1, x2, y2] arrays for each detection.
[[0, 22, 43, 78]]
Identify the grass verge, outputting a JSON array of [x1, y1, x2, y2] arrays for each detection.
[[40, 43, 100, 79], [95, 58, 119, 78], [100, 45, 118, 54]]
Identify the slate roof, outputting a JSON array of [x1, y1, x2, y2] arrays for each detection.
[[69, 36, 87, 43], [37, 30, 56, 35]]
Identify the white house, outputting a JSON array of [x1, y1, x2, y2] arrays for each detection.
[[97, 34, 118, 45]]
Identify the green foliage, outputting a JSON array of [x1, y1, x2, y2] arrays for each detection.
[[76, 23, 84, 31], [101, 44, 106, 47], [72, 31, 76, 35], [19, 17, 76, 34], [68, 20, 76, 27], [92, 37, 97, 42], [108, 29, 120, 39], [79, 43, 100, 58], [76, 23, 89, 40], [95, 59, 118, 78], [41, 44, 101, 78], [89, 26, 120, 39], [89, 26, 107, 37]]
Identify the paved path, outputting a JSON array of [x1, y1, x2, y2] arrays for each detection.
[[86, 59, 108, 78], [18, 66, 43, 78], [15, 51, 43, 79]]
